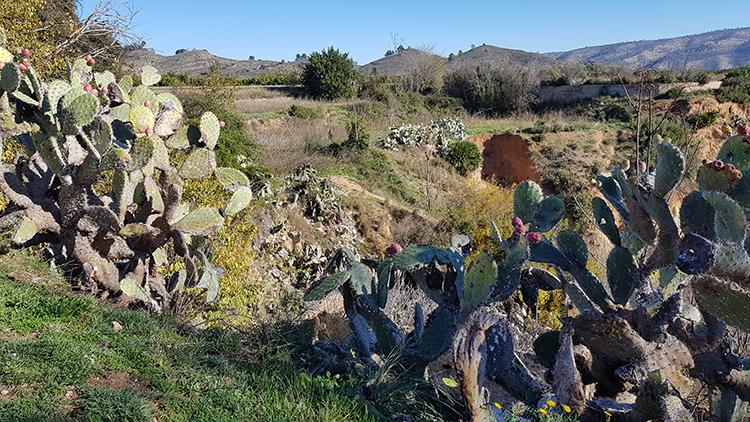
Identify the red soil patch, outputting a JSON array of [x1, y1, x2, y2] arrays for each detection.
[[470, 134, 541, 185]]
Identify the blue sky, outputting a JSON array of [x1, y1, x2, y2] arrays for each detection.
[[80, 0, 750, 64]]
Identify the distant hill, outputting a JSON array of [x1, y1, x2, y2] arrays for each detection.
[[447, 45, 559, 71], [552, 27, 750, 70], [360, 48, 445, 76], [125, 48, 305, 78], [126, 27, 750, 79]]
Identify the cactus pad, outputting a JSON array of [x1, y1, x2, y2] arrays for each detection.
[[459, 252, 498, 314], [607, 246, 638, 305], [224, 186, 253, 217], [199, 112, 221, 150], [42, 80, 71, 113], [531, 196, 565, 232], [215, 167, 250, 191], [151, 137, 170, 170], [557, 230, 588, 267], [165, 126, 190, 150], [514, 181, 543, 223], [32, 134, 66, 173], [591, 197, 621, 246], [128, 105, 155, 135], [693, 276, 750, 331], [68, 58, 92, 88], [121, 277, 151, 303], [697, 161, 741, 193], [172, 207, 225, 236], [12, 217, 37, 245], [677, 233, 717, 275], [0, 62, 21, 92], [94, 71, 116, 88], [198, 267, 223, 303], [119, 75, 134, 93], [0, 47, 11, 63], [127, 136, 154, 171], [153, 109, 182, 137], [718, 136, 750, 173], [702, 191, 746, 243], [61, 93, 99, 135], [110, 104, 131, 121], [129, 85, 158, 113], [140, 65, 161, 87], [180, 148, 216, 179], [156, 93, 183, 113], [653, 142, 685, 198]]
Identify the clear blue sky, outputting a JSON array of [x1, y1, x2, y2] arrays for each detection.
[[80, 0, 750, 64]]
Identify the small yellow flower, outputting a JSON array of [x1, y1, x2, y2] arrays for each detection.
[[605, 411, 612, 417], [493, 402, 502, 409], [547, 400, 556, 407], [562, 404, 572, 413], [441, 377, 459, 388], [481, 405, 486, 409], [538, 408, 548, 415]]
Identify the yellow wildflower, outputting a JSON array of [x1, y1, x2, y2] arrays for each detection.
[[547, 400, 556, 407], [538, 408, 548, 415], [562, 404, 572, 413], [493, 402, 502, 409], [605, 411, 613, 417]]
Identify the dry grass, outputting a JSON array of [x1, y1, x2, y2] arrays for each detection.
[[250, 117, 347, 173], [235, 97, 328, 115]]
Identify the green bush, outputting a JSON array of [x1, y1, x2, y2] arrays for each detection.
[[716, 67, 750, 104], [241, 72, 302, 86], [692, 110, 721, 129], [303, 47, 357, 100], [442, 141, 483, 175], [444, 65, 539, 116], [288, 104, 322, 119]]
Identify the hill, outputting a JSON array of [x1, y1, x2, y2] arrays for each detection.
[[447, 44, 560, 70], [359, 48, 445, 75], [552, 27, 750, 70], [126, 48, 305, 78]]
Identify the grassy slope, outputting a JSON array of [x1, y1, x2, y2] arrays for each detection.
[[0, 252, 374, 422]]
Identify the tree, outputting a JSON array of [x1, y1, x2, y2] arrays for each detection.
[[302, 47, 357, 100], [248, 55, 255, 60], [396, 45, 405, 53], [385, 50, 394, 56], [175, 48, 187, 54], [448, 53, 455, 62], [0, 0, 137, 77]]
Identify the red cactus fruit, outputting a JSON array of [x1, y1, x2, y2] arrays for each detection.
[[101, 87, 109, 96], [0, 62, 5, 70], [21, 48, 31, 58], [712, 160, 725, 171], [85, 54, 95, 65], [526, 232, 541, 244], [219, 120, 226, 128], [385, 243, 403, 256], [731, 170, 743, 182], [18, 63, 28, 72], [83, 84, 93, 93], [738, 125, 750, 139], [512, 216, 523, 228], [144, 100, 151, 108]]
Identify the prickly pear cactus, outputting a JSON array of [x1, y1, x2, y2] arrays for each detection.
[[0, 30, 251, 311]]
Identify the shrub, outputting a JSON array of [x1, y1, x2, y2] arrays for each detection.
[[691, 110, 721, 129], [302, 47, 357, 100], [288, 104, 322, 120], [442, 140, 482, 175], [716, 67, 750, 104], [444, 64, 539, 115], [240, 72, 302, 86], [380, 117, 467, 150]]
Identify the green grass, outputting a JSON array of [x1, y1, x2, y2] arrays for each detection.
[[0, 255, 375, 422], [322, 148, 422, 205]]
